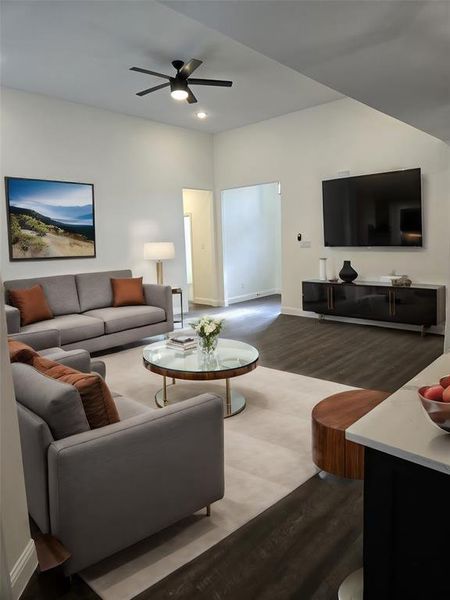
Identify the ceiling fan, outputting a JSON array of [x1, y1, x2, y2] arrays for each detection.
[[130, 58, 232, 104]]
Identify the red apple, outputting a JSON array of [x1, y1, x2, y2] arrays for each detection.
[[442, 386, 450, 403], [439, 375, 450, 389], [423, 385, 444, 402]]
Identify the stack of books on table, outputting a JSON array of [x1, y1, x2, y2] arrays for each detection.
[[166, 336, 197, 351]]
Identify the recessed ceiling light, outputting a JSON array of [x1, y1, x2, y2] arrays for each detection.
[[196, 111, 207, 120]]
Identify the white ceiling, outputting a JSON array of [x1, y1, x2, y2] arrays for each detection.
[[166, 0, 450, 142], [0, 1, 342, 134]]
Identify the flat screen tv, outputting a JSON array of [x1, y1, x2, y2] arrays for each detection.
[[322, 168, 422, 247]]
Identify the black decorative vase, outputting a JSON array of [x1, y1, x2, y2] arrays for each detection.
[[339, 260, 358, 283]]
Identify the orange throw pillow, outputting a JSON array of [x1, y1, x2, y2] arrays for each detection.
[[111, 277, 145, 307], [32, 356, 120, 429], [8, 340, 38, 364], [8, 285, 53, 326]]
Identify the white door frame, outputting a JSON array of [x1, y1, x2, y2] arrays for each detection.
[[219, 180, 282, 306]]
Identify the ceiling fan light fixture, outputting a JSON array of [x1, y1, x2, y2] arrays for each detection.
[[171, 89, 188, 101], [170, 79, 188, 101], [131, 59, 233, 103]]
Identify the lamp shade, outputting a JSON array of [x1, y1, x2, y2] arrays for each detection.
[[144, 242, 175, 261]]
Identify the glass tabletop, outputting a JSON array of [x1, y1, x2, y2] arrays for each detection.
[[143, 338, 259, 374]]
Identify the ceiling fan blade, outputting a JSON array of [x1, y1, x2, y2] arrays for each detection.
[[188, 78, 232, 87], [130, 67, 171, 80], [136, 82, 170, 97], [179, 59, 202, 79], [186, 87, 197, 104]]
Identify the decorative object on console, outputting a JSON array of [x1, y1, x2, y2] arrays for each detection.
[[144, 242, 175, 284], [392, 275, 412, 287], [191, 316, 224, 358], [339, 260, 358, 283], [319, 257, 327, 281], [5, 177, 96, 261]]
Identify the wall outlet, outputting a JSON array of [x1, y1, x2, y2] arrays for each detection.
[[299, 241, 311, 248]]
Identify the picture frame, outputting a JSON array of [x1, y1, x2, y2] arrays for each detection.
[[5, 176, 96, 261]]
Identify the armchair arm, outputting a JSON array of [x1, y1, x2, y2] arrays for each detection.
[[5, 304, 20, 334], [9, 328, 61, 350], [143, 283, 173, 326], [48, 393, 224, 575], [39, 348, 92, 373]]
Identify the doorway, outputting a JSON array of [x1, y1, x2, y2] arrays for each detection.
[[221, 182, 282, 306], [182, 189, 216, 308]]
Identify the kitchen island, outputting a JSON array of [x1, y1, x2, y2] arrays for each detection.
[[345, 352, 450, 600]]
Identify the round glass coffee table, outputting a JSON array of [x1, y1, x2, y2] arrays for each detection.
[[142, 338, 259, 417]]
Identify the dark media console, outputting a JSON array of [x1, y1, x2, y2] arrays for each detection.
[[302, 279, 445, 332]]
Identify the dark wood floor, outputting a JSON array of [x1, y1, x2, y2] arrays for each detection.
[[23, 296, 443, 600], [136, 476, 363, 600], [188, 295, 443, 393]]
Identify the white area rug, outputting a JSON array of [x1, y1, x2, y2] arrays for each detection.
[[81, 345, 353, 599]]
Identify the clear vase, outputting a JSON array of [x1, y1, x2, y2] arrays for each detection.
[[198, 335, 218, 358]]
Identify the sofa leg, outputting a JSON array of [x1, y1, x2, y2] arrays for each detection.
[[206, 504, 211, 517]]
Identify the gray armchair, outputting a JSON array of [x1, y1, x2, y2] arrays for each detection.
[[13, 362, 224, 575]]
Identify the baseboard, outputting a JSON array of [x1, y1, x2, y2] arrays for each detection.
[[281, 306, 445, 335], [227, 289, 281, 305], [192, 297, 222, 307], [10, 539, 37, 600]]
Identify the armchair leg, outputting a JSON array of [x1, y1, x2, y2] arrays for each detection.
[[206, 504, 211, 517]]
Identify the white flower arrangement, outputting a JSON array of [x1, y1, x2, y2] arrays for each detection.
[[191, 316, 224, 353]]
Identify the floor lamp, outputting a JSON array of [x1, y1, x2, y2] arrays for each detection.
[[144, 242, 175, 285]]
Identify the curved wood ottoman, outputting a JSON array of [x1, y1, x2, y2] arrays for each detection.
[[312, 389, 390, 480]]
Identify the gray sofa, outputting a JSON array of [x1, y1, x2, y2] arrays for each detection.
[[13, 360, 224, 575], [4, 269, 173, 353]]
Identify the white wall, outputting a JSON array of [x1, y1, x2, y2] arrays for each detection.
[[182, 189, 218, 305], [0, 289, 37, 599], [222, 182, 281, 303], [0, 89, 214, 293], [214, 98, 450, 321]]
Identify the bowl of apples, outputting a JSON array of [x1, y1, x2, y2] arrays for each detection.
[[418, 375, 450, 432]]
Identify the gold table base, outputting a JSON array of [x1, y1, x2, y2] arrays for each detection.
[[155, 376, 246, 418]]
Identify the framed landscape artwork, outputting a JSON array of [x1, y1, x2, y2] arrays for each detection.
[[5, 177, 96, 261]]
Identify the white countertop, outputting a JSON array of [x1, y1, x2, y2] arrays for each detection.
[[346, 353, 450, 475]]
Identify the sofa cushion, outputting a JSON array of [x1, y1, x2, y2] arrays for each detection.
[[32, 356, 119, 429], [84, 305, 166, 334], [113, 394, 152, 420], [21, 314, 104, 345], [8, 339, 38, 364], [12, 362, 90, 440], [111, 277, 145, 307], [75, 270, 132, 312], [8, 284, 54, 326], [4, 275, 80, 316]]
